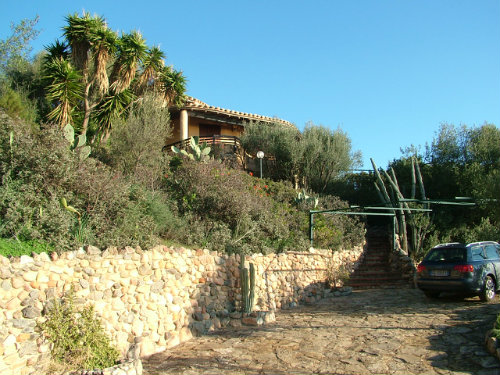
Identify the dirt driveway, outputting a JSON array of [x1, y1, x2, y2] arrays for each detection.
[[143, 289, 500, 375]]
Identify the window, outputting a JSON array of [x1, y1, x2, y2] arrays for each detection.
[[485, 245, 499, 260], [426, 248, 466, 262], [471, 246, 485, 261]]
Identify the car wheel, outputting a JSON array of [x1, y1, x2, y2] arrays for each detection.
[[424, 291, 440, 299], [480, 276, 496, 302]]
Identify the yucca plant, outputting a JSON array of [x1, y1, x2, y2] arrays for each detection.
[[43, 12, 186, 142], [136, 46, 165, 94], [43, 59, 83, 127], [110, 31, 147, 94], [160, 66, 187, 107]]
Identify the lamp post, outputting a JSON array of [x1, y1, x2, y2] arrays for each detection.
[[256, 151, 264, 179]]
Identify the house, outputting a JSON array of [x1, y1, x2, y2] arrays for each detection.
[[166, 96, 295, 149]]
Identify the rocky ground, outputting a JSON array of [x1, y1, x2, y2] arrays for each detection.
[[143, 288, 500, 375]]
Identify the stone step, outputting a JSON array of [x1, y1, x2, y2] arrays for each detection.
[[362, 255, 389, 263], [359, 261, 389, 267], [351, 269, 392, 275], [347, 282, 411, 289], [348, 275, 408, 282]]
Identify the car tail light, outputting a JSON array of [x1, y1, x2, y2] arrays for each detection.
[[453, 265, 474, 273], [417, 264, 426, 273]]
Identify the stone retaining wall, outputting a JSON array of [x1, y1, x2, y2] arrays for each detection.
[[0, 244, 362, 375], [390, 235, 417, 287]]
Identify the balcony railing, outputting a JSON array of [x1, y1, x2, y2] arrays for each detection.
[[163, 135, 242, 153]]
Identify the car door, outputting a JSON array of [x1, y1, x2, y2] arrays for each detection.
[[484, 244, 500, 288]]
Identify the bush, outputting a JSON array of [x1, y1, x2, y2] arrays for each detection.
[[0, 112, 170, 251], [166, 159, 363, 253], [0, 237, 53, 257], [105, 94, 172, 189], [38, 291, 119, 372]]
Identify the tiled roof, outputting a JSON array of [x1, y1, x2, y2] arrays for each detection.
[[180, 96, 296, 128]]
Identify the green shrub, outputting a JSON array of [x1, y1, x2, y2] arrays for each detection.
[[0, 237, 53, 257], [165, 159, 363, 253], [0, 112, 170, 251], [38, 291, 119, 372], [105, 93, 171, 189]]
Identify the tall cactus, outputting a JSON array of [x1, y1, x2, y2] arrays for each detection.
[[249, 263, 255, 313], [239, 254, 255, 314]]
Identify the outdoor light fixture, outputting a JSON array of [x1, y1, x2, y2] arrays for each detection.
[[256, 151, 264, 179]]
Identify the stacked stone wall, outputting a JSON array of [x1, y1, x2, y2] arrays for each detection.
[[0, 244, 362, 375]]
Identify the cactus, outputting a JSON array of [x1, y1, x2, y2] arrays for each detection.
[[295, 189, 319, 209], [62, 124, 91, 160], [249, 262, 255, 312], [239, 253, 255, 314], [171, 136, 211, 162]]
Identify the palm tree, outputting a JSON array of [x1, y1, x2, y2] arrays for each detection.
[[90, 25, 118, 97], [159, 66, 187, 107], [109, 31, 147, 94], [43, 12, 187, 142], [43, 58, 82, 127], [136, 46, 165, 94]]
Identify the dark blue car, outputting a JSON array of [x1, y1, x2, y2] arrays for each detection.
[[416, 241, 500, 301]]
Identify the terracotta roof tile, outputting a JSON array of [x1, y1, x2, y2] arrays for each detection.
[[181, 96, 295, 128]]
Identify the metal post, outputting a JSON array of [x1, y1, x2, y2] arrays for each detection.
[[256, 151, 264, 179], [309, 213, 314, 247], [393, 215, 397, 252]]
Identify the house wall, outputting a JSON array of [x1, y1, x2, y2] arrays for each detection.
[[166, 114, 244, 145]]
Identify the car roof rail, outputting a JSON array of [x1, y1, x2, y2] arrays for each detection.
[[434, 242, 463, 248], [467, 241, 499, 247]]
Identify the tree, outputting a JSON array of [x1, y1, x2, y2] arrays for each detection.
[[240, 121, 302, 183], [0, 16, 39, 74], [107, 93, 172, 189], [241, 121, 361, 193], [43, 12, 186, 141], [300, 124, 362, 193], [388, 122, 500, 253]]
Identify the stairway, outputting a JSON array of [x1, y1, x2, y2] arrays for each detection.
[[347, 227, 409, 289]]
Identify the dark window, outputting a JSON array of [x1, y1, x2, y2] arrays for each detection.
[[425, 248, 466, 262], [199, 124, 221, 137]]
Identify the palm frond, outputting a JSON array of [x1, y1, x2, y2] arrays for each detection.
[[43, 58, 83, 127], [95, 89, 135, 140], [136, 46, 165, 92], [159, 66, 187, 107], [109, 31, 147, 93]]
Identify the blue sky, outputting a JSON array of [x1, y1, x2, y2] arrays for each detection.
[[2, 0, 499, 169]]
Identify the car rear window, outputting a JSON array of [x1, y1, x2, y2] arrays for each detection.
[[425, 247, 467, 262]]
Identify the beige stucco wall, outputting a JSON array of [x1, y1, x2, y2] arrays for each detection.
[[166, 114, 244, 145]]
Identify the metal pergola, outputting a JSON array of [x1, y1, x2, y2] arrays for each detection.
[[309, 197, 483, 251]]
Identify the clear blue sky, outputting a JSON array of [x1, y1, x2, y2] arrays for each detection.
[[2, 0, 499, 169]]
